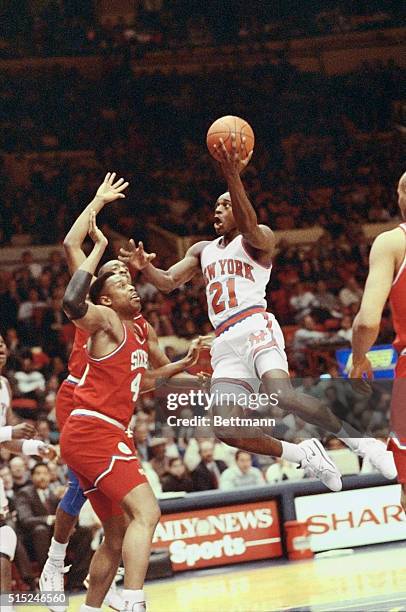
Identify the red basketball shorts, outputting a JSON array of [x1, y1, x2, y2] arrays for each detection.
[[388, 356, 406, 483], [60, 413, 147, 521]]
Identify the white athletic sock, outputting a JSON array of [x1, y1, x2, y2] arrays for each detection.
[[336, 426, 363, 452], [79, 605, 102, 612], [280, 441, 306, 464], [47, 537, 68, 564]]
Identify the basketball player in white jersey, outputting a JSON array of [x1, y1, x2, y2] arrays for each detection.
[[120, 135, 396, 489], [0, 335, 57, 612]]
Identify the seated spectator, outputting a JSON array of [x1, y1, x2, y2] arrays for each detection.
[[10, 456, 31, 492], [13, 353, 46, 402], [289, 282, 317, 322], [133, 422, 152, 462], [292, 315, 330, 367], [161, 457, 193, 493], [191, 440, 227, 491], [339, 276, 363, 307], [160, 425, 180, 459], [219, 451, 264, 491], [148, 437, 170, 480], [337, 315, 353, 343], [19, 250, 43, 280], [17, 288, 47, 343], [313, 280, 342, 319], [266, 457, 305, 483], [16, 463, 93, 588]]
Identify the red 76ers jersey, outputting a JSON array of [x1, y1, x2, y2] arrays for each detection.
[[73, 322, 149, 428]]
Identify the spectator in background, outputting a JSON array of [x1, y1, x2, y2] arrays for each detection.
[[161, 457, 193, 493], [339, 276, 363, 307], [19, 251, 43, 280], [313, 280, 342, 320], [13, 352, 46, 406], [191, 440, 227, 491], [148, 437, 170, 480], [266, 457, 305, 483], [16, 463, 92, 589], [133, 422, 151, 462], [337, 314, 353, 343], [289, 282, 317, 322], [10, 456, 31, 492], [292, 315, 330, 367], [219, 451, 264, 491]]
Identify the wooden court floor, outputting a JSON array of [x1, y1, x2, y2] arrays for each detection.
[[19, 542, 406, 612]]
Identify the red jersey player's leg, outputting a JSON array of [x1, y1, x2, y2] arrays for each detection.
[[388, 356, 406, 484]]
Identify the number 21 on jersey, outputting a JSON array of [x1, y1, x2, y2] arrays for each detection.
[[209, 279, 238, 314]]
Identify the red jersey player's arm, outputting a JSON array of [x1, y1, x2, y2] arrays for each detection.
[[63, 172, 129, 275], [142, 337, 204, 390], [120, 241, 208, 293], [146, 323, 170, 368], [351, 232, 398, 365]]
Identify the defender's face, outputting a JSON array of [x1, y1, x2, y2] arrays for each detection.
[[100, 274, 141, 314], [100, 260, 131, 283], [214, 197, 236, 235]]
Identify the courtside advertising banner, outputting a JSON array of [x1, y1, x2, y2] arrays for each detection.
[[295, 484, 405, 552], [152, 500, 282, 571]]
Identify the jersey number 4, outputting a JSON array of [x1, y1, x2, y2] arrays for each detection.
[[209, 279, 238, 314]]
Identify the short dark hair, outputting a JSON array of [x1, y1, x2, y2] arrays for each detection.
[[31, 462, 49, 476], [89, 271, 115, 305], [236, 450, 251, 461]]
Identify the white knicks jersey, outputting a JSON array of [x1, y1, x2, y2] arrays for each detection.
[[200, 235, 272, 329], [0, 376, 11, 428]]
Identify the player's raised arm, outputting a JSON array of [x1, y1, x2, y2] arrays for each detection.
[[350, 231, 397, 377], [63, 211, 117, 333], [214, 133, 275, 255], [63, 172, 129, 274], [119, 240, 207, 293]]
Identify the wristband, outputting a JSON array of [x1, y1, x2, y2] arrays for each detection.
[[21, 440, 44, 456], [0, 426, 12, 443]]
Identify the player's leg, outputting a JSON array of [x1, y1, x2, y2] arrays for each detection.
[[40, 468, 86, 610], [81, 501, 126, 611], [0, 524, 17, 612], [253, 316, 396, 479], [120, 482, 161, 611]]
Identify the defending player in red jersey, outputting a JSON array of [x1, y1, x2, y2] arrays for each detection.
[[60, 212, 202, 612], [41, 173, 180, 611], [351, 171, 406, 512]]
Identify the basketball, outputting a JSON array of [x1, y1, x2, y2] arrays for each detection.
[[206, 115, 255, 161]]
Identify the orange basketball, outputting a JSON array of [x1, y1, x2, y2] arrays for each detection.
[[206, 115, 255, 162]]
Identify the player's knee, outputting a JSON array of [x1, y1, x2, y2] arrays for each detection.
[[60, 482, 86, 516], [32, 524, 49, 536], [0, 525, 17, 561]]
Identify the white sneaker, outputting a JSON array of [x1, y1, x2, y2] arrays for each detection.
[[121, 601, 146, 612], [357, 438, 397, 479], [39, 562, 71, 612], [299, 438, 342, 491]]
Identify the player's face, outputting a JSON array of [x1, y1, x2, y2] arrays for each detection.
[[214, 197, 236, 235], [101, 274, 141, 316], [0, 335, 8, 369], [99, 260, 131, 283]]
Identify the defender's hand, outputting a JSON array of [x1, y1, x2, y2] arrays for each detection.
[[88, 210, 108, 248], [95, 172, 129, 204], [38, 444, 58, 461], [119, 240, 156, 270], [12, 423, 36, 439]]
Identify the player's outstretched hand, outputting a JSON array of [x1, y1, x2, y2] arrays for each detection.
[[349, 356, 373, 395], [95, 172, 129, 204], [183, 336, 213, 368], [119, 240, 156, 270], [88, 210, 108, 248], [12, 422, 36, 439], [38, 444, 58, 461], [213, 132, 253, 178]]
